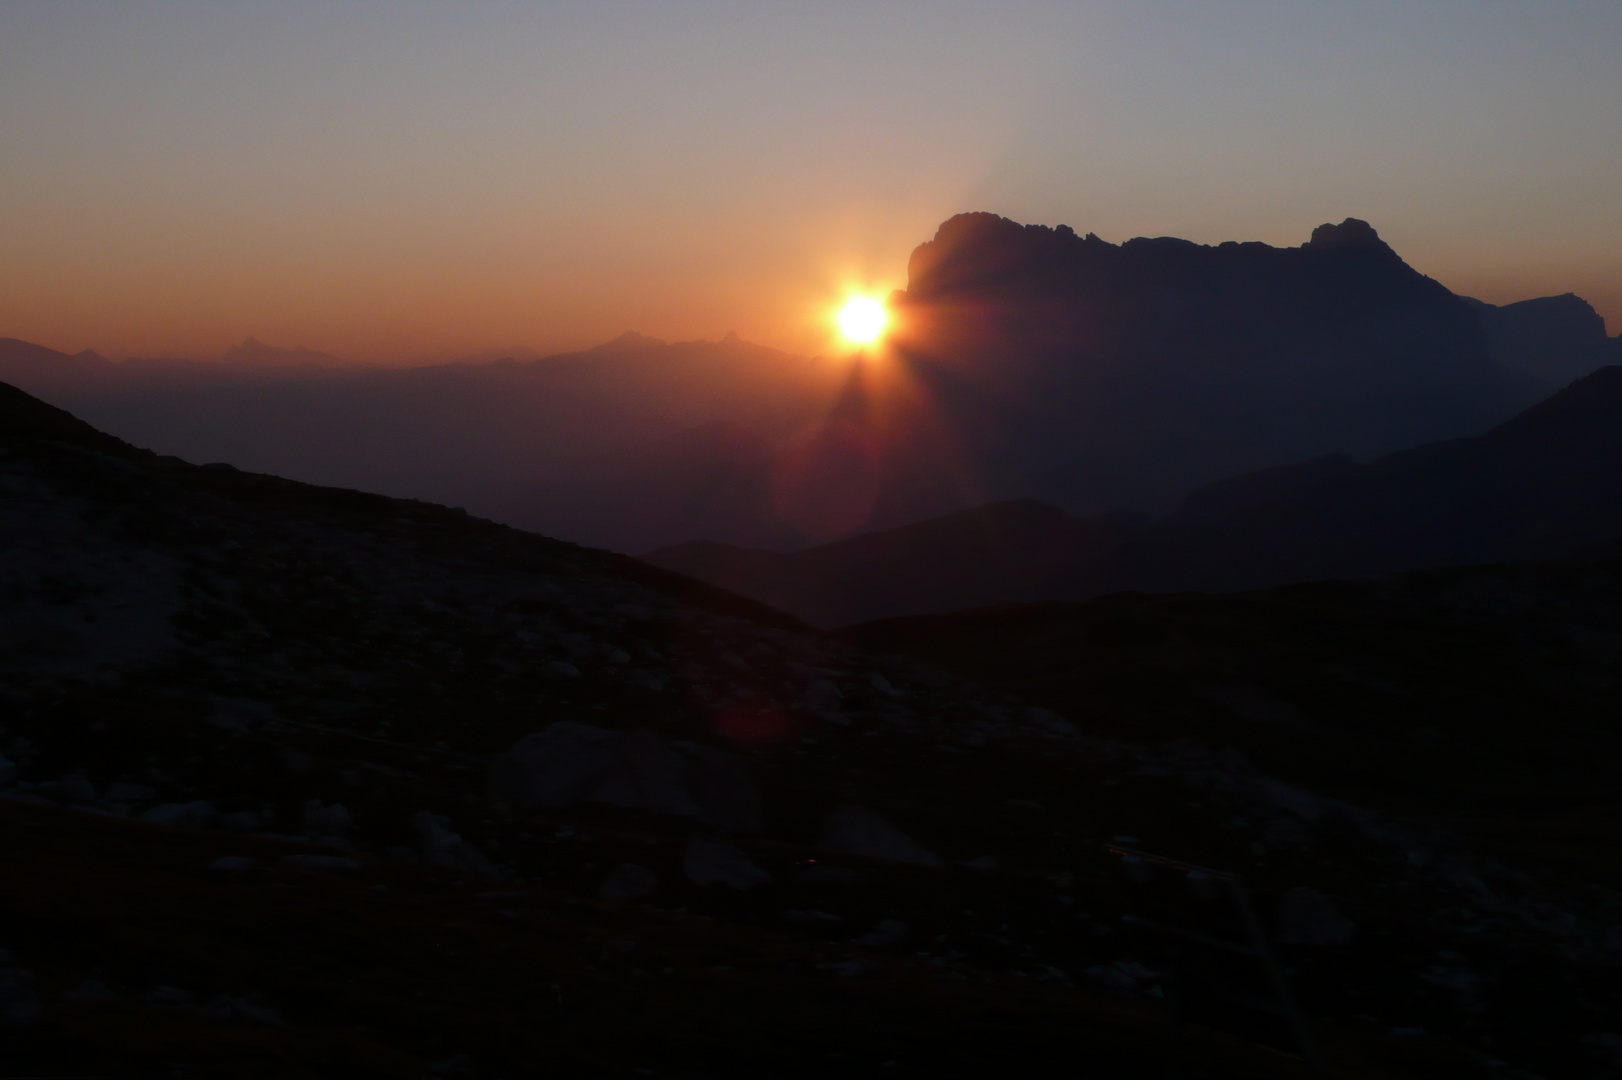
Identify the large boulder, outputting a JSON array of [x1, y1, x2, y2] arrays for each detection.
[[682, 838, 771, 890], [490, 722, 763, 835], [819, 805, 940, 866]]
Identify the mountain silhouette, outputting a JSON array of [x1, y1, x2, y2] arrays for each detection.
[[881, 213, 1538, 518], [219, 336, 353, 368], [648, 364, 1622, 625], [1465, 292, 1622, 389], [1, 215, 1612, 555]]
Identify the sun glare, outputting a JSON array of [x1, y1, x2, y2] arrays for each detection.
[[837, 296, 888, 346]]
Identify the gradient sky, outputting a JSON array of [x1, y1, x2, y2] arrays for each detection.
[[3, 2, 1619, 362]]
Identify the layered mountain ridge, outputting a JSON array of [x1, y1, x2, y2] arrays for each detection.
[[649, 364, 1622, 626], [6, 214, 1617, 556]]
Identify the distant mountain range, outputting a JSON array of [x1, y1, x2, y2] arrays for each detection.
[[649, 364, 1622, 625], [2, 215, 1618, 556]]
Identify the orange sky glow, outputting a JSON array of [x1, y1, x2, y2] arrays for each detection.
[[2, 3, 1619, 364]]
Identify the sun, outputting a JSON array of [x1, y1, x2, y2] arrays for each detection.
[[837, 295, 888, 345]]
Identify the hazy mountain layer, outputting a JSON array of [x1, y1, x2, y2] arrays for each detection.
[[5, 216, 1616, 557], [648, 365, 1622, 625]]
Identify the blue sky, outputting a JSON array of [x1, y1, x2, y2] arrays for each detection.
[[3, 1, 1618, 359]]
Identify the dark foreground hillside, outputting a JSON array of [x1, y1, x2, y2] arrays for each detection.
[[2, 382, 1620, 1078]]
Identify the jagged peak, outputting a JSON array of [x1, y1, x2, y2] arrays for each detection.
[[586, 330, 669, 354], [1303, 217, 1392, 254]]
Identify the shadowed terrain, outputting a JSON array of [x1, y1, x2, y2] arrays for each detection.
[[3, 383, 1621, 1077], [650, 365, 1622, 626]]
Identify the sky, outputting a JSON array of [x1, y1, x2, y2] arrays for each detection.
[[2, 1, 1619, 363]]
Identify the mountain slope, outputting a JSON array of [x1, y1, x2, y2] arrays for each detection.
[[5, 382, 1620, 1077]]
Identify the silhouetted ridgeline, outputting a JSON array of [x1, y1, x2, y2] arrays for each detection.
[[3, 215, 1618, 555], [884, 214, 1542, 517], [648, 365, 1622, 625]]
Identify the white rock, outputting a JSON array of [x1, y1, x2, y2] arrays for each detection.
[[411, 812, 498, 877], [139, 801, 217, 829], [682, 838, 771, 890], [819, 805, 940, 866], [598, 863, 659, 902]]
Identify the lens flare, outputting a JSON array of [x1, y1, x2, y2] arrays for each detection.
[[837, 295, 888, 345]]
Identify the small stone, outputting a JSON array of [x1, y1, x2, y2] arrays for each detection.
[[870, 674, 903, 698], [851, 919, 909, 947], [412, 812, 499, 877], [1023, 707, 1077, 736], [790, 864, 867, 887], [799, 679, 842, 713], [782, 909, 843, 926], [598, 863, 659, 902], [141, 985, 195, 1007], [282, 854, 360, 872], [62, 979, 116, 1002], [139, 801, 217, 829]]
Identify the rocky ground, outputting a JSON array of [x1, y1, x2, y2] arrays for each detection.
[[2, 382, 1619, 1078]]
